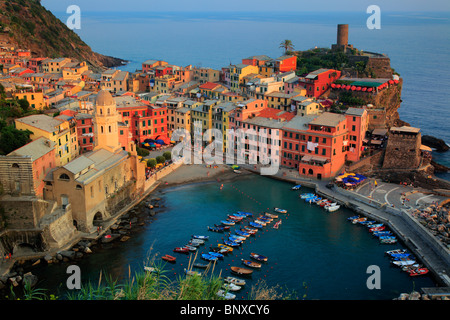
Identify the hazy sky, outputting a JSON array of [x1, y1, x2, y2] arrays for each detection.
[[41, 0, 450, 13]]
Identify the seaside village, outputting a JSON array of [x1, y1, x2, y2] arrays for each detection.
[[0, 24, 447, 278]]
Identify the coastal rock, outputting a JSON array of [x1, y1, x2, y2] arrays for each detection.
[[120, 236, 130, 242], [84, 247, 92, 254], [59, 250, 76, 260], [422, 135, 449, 152], [22, 272, 38, 288]]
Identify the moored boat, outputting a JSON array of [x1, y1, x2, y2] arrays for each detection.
[[385, 249, 407, 256], [223, 283, 241, 292], [292, 184, 301, 190], [242, 259, 261, 268], [249, 222, 263, 228], [184, 245, 197, 252], [265, 213, 278, 219], [162, 254, 176, 262], [218, 243, 234, 251], [274, 208, 287, 213], [221, 220, 235, 226], [352, 217, 367, 224], [216, 290, 236, 300], [408, 267, 429, 277], [173, 247, 190, 254], [231, 266, 253, 275], [193, 263, 210, 269], [201, 253, 218, 262], [325, 204, 340, 212], [250, 252, 268, 262], [392, 259, 416, 267], [192, 235, 209, 240], [300, 193, 315, 199], [224, 276, 246, 286], [273, 220, 282, 229], [224, 240, 240, 247], [184, 268, 202, 276]]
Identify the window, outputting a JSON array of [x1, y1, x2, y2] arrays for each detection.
[[59, 173, 70, 181]]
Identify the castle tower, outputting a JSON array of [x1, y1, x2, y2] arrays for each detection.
[[337, 24, 349, 47], [93, 90, 122, 153]]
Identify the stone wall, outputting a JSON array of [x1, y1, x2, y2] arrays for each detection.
[[0, 196, 50, 230], [347, 149, 385, 173], [41, 204, 78, 249]]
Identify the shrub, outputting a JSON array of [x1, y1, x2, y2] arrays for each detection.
[[156, 156, 165, 164], [162, 151, 172, 161], [147, 158, 157, 168]]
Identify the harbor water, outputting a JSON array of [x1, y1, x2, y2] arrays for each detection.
[[30, 174, 436, 300]]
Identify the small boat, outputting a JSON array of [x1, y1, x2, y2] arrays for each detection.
[[389, 253, 412, 259], [227, 215, 244, 221], [273, 220, 282, 229], [319, 201, 332, 207], [265, 213, 278, 219], [208, 226, 225, 232], [372, 231, 393, 237], [249, 222, 263, 228], [216, 290, 236, 300], [250, 252, 268, 262], [218, 243, 234, 252], [192, 235, 209, 240], [237, 211, 253, 217], [300, 193, 315, 199], [392, 259, 416, 267], [221, 220, 235, 226], [352, 217, 367, 224], [231, 266, 253, 275], [242, 259, 261, 268], [292, 184, 301, 190], [223, 283, 241, 291], [370, 226, 386, 232], [210, 246, 229, 254], [324, 202, 337, 208], [233, 170, 242, 174], [144, 266, 156, 273], [190, 239, 205, 245], [201, 254, 218, 262], [325, 205, 340, 212], [402, 264, 421, 272], [162, 254, 176, 262], [193, 263, 210, 269], [385, 249, 407, 256], [224, 276, 246, 286], [347, 215, 360, 221], [229, 235, 245, 242], [379, 235, 396, 241], [174, 247, 190, 254], [235, 230, 250, 237], [184, 269, 202, 276], [274, 208, 287, 213], [367, 223, 383, 229], [408, 268, 429, 277], [214, 224, 230, 230], [184, 245, 197, 252], [187, 241, 200, 247], [224, 240, 240, 247], [380, 238, 398, 244], [208, 252, 224, 259], [241, 228, 257, 235], [253, 219, 267, 226]]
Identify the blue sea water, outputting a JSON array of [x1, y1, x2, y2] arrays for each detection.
[[59, 10, 450, 179], [31, 175, 436, 300]]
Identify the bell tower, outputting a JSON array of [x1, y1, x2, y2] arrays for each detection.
[[93, 90, 122, 153]]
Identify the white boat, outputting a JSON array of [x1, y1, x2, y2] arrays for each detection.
[[392, 259, 416, 267], [184, 245, 197, 251], [274, 208, 287, 213], [233, 170, 241, 174], [184, 268, 202, 276], [222, 283, 241, 291], [216, 290, 236, 300], [325, 205, 340, 212], [190, 239, 205, 244], [291, 185, 301, 190], [224, 276, 246, 286]]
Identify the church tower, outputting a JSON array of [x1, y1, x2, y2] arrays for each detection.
[[93, 90, 122, 153]]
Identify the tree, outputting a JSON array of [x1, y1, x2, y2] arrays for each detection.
[[0, 126, 32, 155], [156, 156, 165, 164], [162, 151, 172, 161], [279, 40, 294, 55], [147, 158, 157, 168]]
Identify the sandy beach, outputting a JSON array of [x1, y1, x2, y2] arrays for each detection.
[[156, 163, 251, 189]]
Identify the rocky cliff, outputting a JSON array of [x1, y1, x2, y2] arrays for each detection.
[[0, 0, 126, 70]]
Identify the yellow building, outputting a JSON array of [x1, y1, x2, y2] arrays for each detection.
[[190, 100, 219, 142], [264, 91, 302, 111], [229, 63, 259, 92], [42, 90, 147, 232], [62, 61, 89, 81], [212, 102, 237, 153], [15, 114, 76, 166], [12, 89, 46, 110]]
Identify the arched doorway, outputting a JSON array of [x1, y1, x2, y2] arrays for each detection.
[[93, 211, 103, 227]]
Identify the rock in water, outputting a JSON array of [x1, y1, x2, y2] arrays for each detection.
[[422, 135, 449, 152]]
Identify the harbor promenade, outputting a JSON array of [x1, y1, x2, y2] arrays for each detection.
[[242, 163, 450, 288]]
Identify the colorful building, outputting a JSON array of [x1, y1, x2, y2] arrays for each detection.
[[15, 114, 75, 166], [299, 68, 341, 98]]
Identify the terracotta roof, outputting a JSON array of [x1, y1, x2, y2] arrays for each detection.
[[199, 82, 220, 90]]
